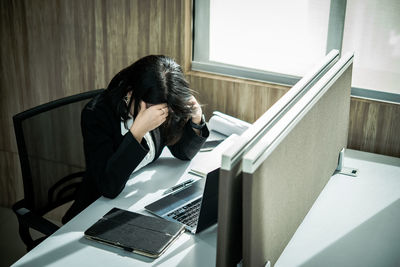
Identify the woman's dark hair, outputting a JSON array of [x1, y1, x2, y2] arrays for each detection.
[[106, 55, 195, 145]]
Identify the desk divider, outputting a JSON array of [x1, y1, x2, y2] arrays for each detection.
[[241, 53, 353, 266], [216, 50, 340, 267]]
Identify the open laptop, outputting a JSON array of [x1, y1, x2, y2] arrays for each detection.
[[145, 168, 219, 234]]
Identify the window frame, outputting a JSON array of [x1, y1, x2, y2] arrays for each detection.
[[192, 0, 346, 86], [192, 0, 400, 103]]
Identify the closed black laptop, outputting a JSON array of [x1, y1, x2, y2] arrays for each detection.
[[84, 208, 185, 258]]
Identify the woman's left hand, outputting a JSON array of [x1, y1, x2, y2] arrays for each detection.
[[189, 96, 202, 124]]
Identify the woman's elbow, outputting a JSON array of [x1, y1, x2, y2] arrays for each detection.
[[101, 188, 120, 199], [98, 172, 124, 199], [171, 149, 191, 161]]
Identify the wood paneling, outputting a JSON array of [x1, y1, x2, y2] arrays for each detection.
[[0, 0, 188, 207], [187, 71, 289, 123], [0, 151, 23, 207], [348, 97, 400, 157]]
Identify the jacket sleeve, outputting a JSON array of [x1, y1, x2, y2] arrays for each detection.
[[168, 121, 209, 160], [82, 108, 148, 199]]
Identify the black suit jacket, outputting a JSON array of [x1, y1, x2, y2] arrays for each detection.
[[63, 91, 209, 223]]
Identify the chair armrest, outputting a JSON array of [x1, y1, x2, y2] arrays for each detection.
[[13, 206, 59, 236]]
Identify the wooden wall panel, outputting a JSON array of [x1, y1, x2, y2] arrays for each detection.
[[348, 98, 400, 157], [0, 0, 27, 154], [0, 152, 23, 206], [187, 72, 289, 123], [0, 0, 188, 207]]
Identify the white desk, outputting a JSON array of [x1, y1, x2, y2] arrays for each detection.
[[276, 149, 400, 266], [13, 149, 400, 267], [12, 137, 230, 267]]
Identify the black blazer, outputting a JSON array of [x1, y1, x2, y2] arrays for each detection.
[[63, 92, 209, 223]]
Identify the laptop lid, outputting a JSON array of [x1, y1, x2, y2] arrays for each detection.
[[145, 167, 220, 234], [196, 168, 219, 233]]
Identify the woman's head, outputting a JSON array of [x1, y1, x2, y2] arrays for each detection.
[[106, 55, 195, 144]]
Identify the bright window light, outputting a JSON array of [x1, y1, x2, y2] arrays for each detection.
[[208, 0, 331, 77], [342, 0, 400, 94]]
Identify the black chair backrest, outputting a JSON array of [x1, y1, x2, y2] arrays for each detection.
[[13, 89, 104, 214]]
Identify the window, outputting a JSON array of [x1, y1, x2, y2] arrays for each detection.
[[342, 0, 400, 97], [193, 0, 344, 85], [193, 0, 400, 102]]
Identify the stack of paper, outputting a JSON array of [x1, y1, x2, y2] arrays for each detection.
[[208, 111, 250, 137]]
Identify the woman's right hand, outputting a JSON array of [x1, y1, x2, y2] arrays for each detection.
[[130, 101, 168, 142]]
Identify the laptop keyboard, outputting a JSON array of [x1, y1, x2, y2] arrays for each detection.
[[167, 198, 202, 228]]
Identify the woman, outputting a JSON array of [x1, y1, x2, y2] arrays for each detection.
[[63, 55, 209, 223]]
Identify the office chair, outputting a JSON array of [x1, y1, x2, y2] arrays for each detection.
[[12, 89, 104, 251]]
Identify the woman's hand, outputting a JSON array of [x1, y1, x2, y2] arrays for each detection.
[[130, 101, 168, 142], [188, 96, 203, 135], [189, 96, 202, 124]]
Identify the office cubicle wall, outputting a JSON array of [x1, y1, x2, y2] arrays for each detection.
[[216, 50, 340, 267], [241, 53, 354, 267]]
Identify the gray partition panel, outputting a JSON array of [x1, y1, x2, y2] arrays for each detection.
[[217, 50, 340, 267], [242, 54, 353, 267]]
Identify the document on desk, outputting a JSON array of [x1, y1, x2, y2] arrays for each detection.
[[84, 208, 185, 258], [208, 111, 251, 137], [202, 111, 250, 153]]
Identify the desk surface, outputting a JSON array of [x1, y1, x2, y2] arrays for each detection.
[[12, 132, 232, 267], [13, 149, 400, 267], [276, 149, 400, 266]]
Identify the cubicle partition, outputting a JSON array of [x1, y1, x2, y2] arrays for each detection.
[[216, 50, 340, 267], [241, 53, 354, 266]]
